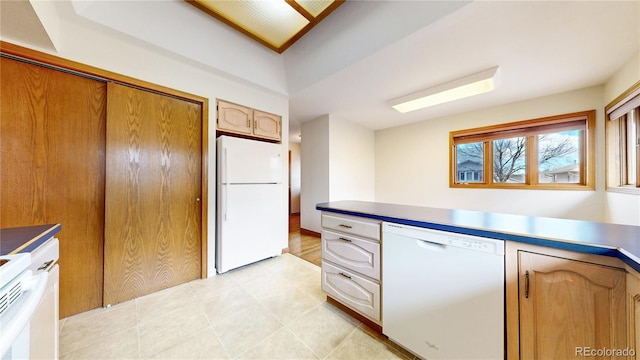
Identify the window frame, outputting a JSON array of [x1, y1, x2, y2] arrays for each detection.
[[449, 110, 596, 190], [605, 80, 640, 194]]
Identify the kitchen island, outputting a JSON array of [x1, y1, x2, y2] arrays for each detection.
[[316, 200, 640, 270], [316, 201, 640, 360], [0, 224, 61, 256]]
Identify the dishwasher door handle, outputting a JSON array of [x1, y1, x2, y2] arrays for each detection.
[[416, 239, 446, 251]]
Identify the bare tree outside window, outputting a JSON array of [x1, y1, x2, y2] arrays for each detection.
[[538, 131, 580, 183], [450, 110, 594, 189], [493, 137, 526, 183]]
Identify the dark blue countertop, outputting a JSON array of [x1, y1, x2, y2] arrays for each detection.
[[316, 201, 640, 272], [0, 224, 61, 256]]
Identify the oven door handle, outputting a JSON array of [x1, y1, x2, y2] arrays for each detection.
[[0, 271, 49, 358]]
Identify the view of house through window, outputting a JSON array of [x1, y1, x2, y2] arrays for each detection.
[[537, 130, 581, 184], [455, 142, 484, 183], [450, 110, 595, 189]]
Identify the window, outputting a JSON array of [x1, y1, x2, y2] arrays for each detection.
[[450, 110, 595, 190], [455, 142, 484, 183], [606, 82, 640, 192]]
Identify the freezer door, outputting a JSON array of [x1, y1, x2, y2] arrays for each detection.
[[216, 183, 286, 273], [217, 136, 282, 184]]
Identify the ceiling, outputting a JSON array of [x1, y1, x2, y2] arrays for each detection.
[[285, 0, 640, 142], [2, 1, 639, 145], [186, 0, 344, 53]]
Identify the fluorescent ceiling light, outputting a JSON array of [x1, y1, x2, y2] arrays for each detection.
[[389, 66, 500, 113]]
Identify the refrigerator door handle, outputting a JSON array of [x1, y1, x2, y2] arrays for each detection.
[[223, 147, 228, 184], [224, 147, 228, 221]]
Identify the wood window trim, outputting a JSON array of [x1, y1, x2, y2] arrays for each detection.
[[605, 80, 640, 194], [0, 40, 210, 277], [449, 110, 596, 190]]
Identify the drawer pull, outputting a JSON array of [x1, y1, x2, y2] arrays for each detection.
[[339, 272, 352, 279], [38, 260, 54, 271], [524, 271, 530, 299], [339, 224, 352, 229], [338, 237, 352, 242]]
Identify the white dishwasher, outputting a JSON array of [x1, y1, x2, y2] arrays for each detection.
[[382, 223, 504, 360]]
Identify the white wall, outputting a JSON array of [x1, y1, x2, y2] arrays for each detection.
[[1, 2, 290, 276], [289, 142, 301, 214], [300, 116, 330, 232], [329, 116, 376, 201], [68, 0, 288, 95], [375, 86, 607, 222], [300, 115, 375, 233], [603, 51, 640, 226]]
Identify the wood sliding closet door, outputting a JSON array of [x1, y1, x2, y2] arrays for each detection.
[[0, 57, 106, 318], [104, 82, 202, 305]]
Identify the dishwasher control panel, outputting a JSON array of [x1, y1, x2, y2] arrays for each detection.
[[446, 235, 498, 254], [383, 222, 504, 256]]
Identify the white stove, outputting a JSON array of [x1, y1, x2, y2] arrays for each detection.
[[0, 253, 33, 321], [0, 237, 59, 359]]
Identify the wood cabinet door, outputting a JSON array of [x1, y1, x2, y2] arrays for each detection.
[[628, 273, 640, 359], [217, 100, 252, 135], [104, 82, 202, 305], [519, 251, 627, 359], [253, 110, 281, 141], [0, 57, 106, 318]]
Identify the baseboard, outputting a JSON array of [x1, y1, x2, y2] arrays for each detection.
[[326, 296, 382, 334], [300, 228, 321, 237], [281, 247, 289, 254]]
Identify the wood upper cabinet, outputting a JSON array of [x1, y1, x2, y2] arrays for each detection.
[[253, 110, 281, 141], [217, 100, 281, 141], [513, 249, 628, 360], [217, 100, 252, 135]]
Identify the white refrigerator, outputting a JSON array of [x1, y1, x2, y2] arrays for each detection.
[[216, 135, 286, 273]]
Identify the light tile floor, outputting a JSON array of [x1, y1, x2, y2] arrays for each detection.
[[59, 254, 414, 359]]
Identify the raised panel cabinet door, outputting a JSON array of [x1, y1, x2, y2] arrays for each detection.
[[321, 230, 380, 280], [628, 273, 640, 359], [519, 251, 627, 360], [217, 100, 252, 135], [104, 82, 202, 306], [0, 57, 106, 318], [253, 110, 281, 141], [321, 260, 380, 323]]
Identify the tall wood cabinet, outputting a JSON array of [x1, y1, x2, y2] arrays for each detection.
[[1, 57, 107, 318], [0, 52, 206, 317], [217, 99, 281, 141], [104, 83, 202, 306], [506, 242, 632, 359]]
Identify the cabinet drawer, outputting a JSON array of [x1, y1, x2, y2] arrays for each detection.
[[321, 261, 381, 324], [322, 230, 380, 280], [321, 213, 380, 241]]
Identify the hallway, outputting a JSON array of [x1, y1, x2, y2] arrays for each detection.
[[288, 214, 321, 266]]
